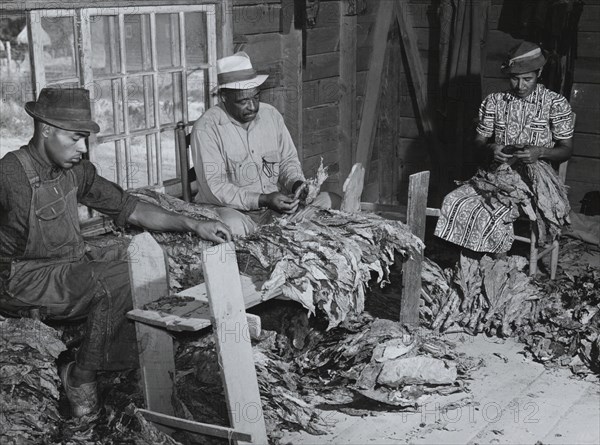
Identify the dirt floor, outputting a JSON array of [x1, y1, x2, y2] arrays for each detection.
[[280, 334, 600, 445]]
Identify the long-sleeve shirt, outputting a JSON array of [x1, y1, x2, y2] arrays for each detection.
[[0, 144, 139, 258], [190, 102, 305, 211]]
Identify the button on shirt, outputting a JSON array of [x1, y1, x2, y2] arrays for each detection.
[[191, 102, 305, 211]]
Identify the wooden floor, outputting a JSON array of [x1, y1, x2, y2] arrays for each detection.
[[280, 335, 600, 445]]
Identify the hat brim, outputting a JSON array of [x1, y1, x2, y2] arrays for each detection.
[[500, 55, 547, 75], [25, 102, 100, 134], [212, 74, 269, 94]]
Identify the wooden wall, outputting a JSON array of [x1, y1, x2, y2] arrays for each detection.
[[485, 0, 600, 210]]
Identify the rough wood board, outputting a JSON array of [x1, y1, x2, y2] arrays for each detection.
[[232, 3, 281, 35], [400, 171, 429, 328], [306, 25, 340, 55], [341, 163, 365, 213], [128, 232, 175, 416], [303, 104, 340, 132], [202, 242, 268, 445], [354, 0, 394, 169], [303, 77, 341, 108], [304, 52, 341, 81]]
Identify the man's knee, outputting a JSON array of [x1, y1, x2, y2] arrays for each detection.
[[214, 207, 258, 237]]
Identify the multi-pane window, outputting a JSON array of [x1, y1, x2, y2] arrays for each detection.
[[15, 5, 217, 190]]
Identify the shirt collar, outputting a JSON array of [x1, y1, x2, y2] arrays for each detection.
[[504, 83, 543, 103], [25, 141, 61, 177]]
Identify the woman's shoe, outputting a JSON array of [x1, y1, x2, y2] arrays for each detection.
[[60, 361, 99, 418]]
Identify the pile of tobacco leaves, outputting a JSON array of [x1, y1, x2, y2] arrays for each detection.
[[132, 189, 423, 329], [0, 317, 183, 444], [421, 238, 600, 375], [173, 307, 481, 444]]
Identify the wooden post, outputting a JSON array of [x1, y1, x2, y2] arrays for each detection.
[[282, 7, 303, 161], [128, 233, 175, 416], [202, 242, 268, 445], [354, 1, 394, 172], [219, 0, 234, 58], [401, 171, 429, 327], [394, 2, 445, 199], [339, 1, 358, 191]]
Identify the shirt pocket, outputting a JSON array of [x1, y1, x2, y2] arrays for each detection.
[[493, 120, 507, 142], [261, 150, 280, 186], [34, 191, 76, 252]]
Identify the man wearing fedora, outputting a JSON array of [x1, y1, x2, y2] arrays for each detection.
[[0, 87, 231, 417], [190, 51, 339, 236], [434, 41, 574, 253]]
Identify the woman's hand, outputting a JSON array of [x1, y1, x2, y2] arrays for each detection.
[[514, 146, 543, 164], [491, 143, 511, 163]]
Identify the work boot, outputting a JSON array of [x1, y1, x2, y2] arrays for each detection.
[[60, 361, 100, 418]]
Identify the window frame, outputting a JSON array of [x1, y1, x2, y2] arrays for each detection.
[[27, 4, 219, 189]]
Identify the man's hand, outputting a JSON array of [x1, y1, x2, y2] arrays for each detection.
[[491, 143, 512, 163], [191, 220, 232, 243], [259, 191, 299, 214], [513, 145, 543, 164], [292, 180, 318, 205]]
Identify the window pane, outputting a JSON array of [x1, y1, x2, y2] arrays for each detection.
[[187, 69, 207, 122], [94, 79, 123, 137], [185, 12, 208, 67], [129, 136, 149, 187], [91, 15, 121, 76], [161, 130, 178, 180], [158, 72, 177, 125], [93, 141, 118, 183], [156, 13, 181, 69], [127, 75, 155, 131], [125, 14, 151, 73], [41, 15, 78, 82], [0, 12, 34, 156]]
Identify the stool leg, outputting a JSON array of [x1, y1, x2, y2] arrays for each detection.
[[550, 239, 559, 280]]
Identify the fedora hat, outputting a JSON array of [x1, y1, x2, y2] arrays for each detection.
[[215, 51, 268, 92], [25, 87, 100, 133], [501, 41, 547, 74]]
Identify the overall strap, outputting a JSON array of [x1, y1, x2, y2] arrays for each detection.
[[12, 148, 41, 186]]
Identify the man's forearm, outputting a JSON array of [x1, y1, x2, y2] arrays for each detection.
[[127, 201, 197, 232]]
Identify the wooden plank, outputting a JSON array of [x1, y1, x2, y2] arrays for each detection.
[[571, 83, 600, 134], [232, 3, 281, 35], [1, 0, 225, 9], [306, 25, 339, 55], [304, 52, 340, 81], [303, 105, 340, 132], [395, 2, 443, 167], [282, 13, 303, 159], [354, 0, 394, 170], [341, 163, 365, 213], [202, 242, 268, 445], [303, 126, 339, 158], [139, 409, 252, 442], [578, 31, 600, 59], [127, 232, 175, 416], [579, 5, 600, 32], [219, 0, 234, 57], [399, 117, 419, 138], [27, 11, 46, 94], [242, 33, 282, 66], [303, 77, 340, 108], [573, 132, 600, 158], [400, 171, 429, 328], [573, 57, 600, 84], [567, 157, 600, 185], [311, 1, 340, 28], [339, 5, 358, 187]]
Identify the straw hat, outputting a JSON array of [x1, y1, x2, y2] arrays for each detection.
[[215, 51, 268, 91]]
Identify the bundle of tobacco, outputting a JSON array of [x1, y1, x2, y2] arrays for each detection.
[[463, 161, 570, 246], [0, 318, 66, 443], [421, 254, 540, 337], [518, 266, 600, 374], [237, 209, 423, 329]]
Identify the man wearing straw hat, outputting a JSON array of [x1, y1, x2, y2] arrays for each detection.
[[0, 87, 231, 418], [191, 51, 339, 236], [434, 41, 574, 254]]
